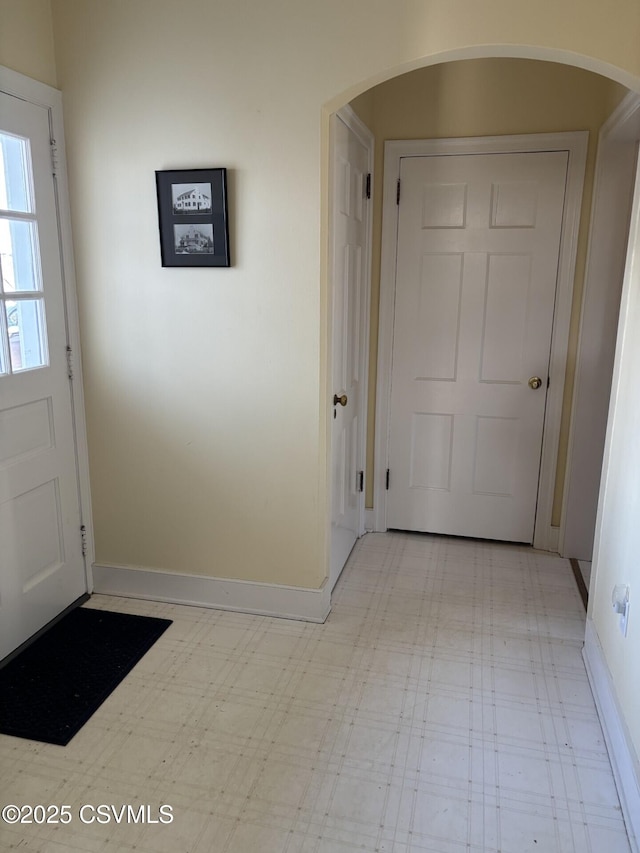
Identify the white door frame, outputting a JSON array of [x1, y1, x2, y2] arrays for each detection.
[[0, 65, 95, 584], [561, 92, 640, 560], [374, 132, 588, 551], [328, 105, 374, 574]]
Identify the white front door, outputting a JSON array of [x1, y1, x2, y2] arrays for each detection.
[[329, 112, 371, 589], [387, 151, 568, 542], [0, 90, 87, 660]]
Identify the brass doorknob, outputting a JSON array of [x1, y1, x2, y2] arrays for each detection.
[[333, 393, 348, 407], [528, 376, 543, 390]]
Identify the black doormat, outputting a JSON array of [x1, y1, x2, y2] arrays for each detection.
[[0, 607, 172, 746]]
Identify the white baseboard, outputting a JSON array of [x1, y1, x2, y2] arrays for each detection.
[[583, 619, 640, 853], [92, 563, 331, 623], [364, 509, 375, 532]]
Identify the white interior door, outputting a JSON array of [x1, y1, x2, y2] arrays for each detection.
[[329, 112, 371, 589], [387, 151, 568, 542], [0, 90, 87, 661]]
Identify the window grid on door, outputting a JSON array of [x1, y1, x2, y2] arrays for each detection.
[[0, 130, 49, 375]]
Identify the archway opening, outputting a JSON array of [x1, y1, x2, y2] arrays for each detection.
[[326, 56, 633, 575]]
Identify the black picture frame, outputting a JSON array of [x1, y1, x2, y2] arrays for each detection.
[[155, 168, 230, 267]]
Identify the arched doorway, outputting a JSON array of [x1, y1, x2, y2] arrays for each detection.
[[326, 53, 637, 583]]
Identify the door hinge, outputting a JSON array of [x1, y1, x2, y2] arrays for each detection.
[[386, 468, 390, 490], [396, 179, 401, 205], [66, 345, 74, 380], [50, 138, 59, 176], [365, 173, 371, 200], [357, 470, 364, 493], [547, 376, 550, 389], [80, 524, 87, 558]]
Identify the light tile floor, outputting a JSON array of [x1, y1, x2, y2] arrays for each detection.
[[0, 533, 632, 852]]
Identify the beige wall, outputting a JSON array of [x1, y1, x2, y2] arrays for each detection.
[[394, 0, 640, 87], [0, 0, 57, 87], [351, 59, 627, 515], [49, 0, 411, 589]]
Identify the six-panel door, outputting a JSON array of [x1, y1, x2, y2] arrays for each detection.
[[387, 151, 568, 542]]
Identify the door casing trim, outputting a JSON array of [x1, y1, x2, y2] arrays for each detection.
[[373, 132, 588, 550]]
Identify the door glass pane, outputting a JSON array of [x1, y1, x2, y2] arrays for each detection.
[[0, 330, 7, 375], [0, 218, 40, 292], [6, 299, 48, 371], [0, 133, 32, 213]]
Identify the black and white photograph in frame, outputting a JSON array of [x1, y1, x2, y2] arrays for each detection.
[[171, 183, 212, 214], [174, 223, 214, 254], [156, 168, 230, 267]]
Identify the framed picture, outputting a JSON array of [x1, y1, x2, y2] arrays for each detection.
[[155, 168, 230, 267]]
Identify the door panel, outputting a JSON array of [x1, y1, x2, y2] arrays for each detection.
[[387, 151, 568, 542], [330, 115, 370, 589], [0, 91, 86, 661]]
